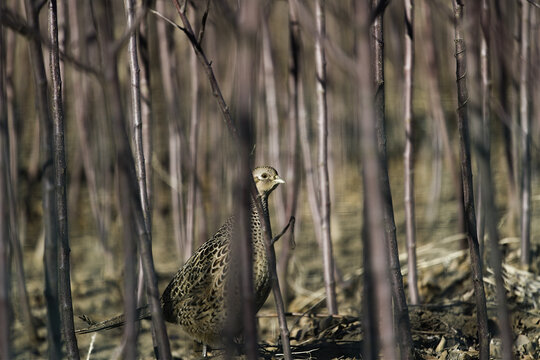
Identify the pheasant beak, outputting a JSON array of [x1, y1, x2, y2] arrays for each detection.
[[274, 176, 285, 184]]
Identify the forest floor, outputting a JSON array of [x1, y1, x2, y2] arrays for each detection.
[[12, 228, 540, 360], [10, 157, 540, 359]]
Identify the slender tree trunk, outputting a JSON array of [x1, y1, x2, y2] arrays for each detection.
[[138, 16, 154, 310], [0, 160, 9, 359], [479, 2, 514, 357], [314, 0, 338, 315], [358, 3, 398, 359], [403, 0, 419, 305], [511, 1, 522, 236], [0, 7, 11, 356], [56, 0, 66, 86], [48, 1, 79, 358], [23, 1, 62, 358], [93, 1, 172, 357], [139, 7, 153, 210], [124, 0, 152, 313], [125, 0, 151, 235], [533, 11, 540, 147], [123, 0, 147, 355], [6, 17, 17, 190], [186, 4, 200, 260], [290, 0, 343, 293], [519, 0, 531, 267], [452, 1, 490, 358], [533, 12, 540, 144], [370, 2, 414, 358]]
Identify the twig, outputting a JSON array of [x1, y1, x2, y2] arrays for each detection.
[[122, 0, 147, 356], [258, 312, 352, 319], [197, 0, 210, 44], [0, 5, 11, 356], [451, 0, 490, 358], [271, 216, 295, 247], [23, 0, 62, 357], [314, 0, 338, 316], [49, 0, 80, 357], [92, 0, 172, 356], [149, 9, 185, 32], [290, 297, 327, 329], [170, 0, 238, 139]]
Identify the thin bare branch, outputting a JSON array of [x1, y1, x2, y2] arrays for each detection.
[[519, 0, 531, 266], [23, 0, 62, 357], [48, 0, 80, 357], [370, 0, 414, 357], [93, 0, 172, 356], [0, 4, 11, 356], [171, 0, 238, 139], [403, 0, 419, 306], [196, 0, 210, 45], [271, 217, 296, 246], [451, 0, 490, 358], [314, 0, 338, 315], [357, 1, 398, 358]]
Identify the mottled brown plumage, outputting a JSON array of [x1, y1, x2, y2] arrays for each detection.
[[77, 166, 284, 348]]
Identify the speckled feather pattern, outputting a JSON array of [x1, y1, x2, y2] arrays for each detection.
[[159, 166, 280, 346], [75, 167, 283, 348]]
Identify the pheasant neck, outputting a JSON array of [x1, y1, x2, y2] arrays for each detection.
[[258, 195, 269, 218], [250, 194, 271, 241]]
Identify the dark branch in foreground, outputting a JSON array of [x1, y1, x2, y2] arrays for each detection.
[[48, 0, 80, 357], [451, 0, 490, 358]]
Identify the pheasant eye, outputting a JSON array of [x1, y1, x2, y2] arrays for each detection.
[[261, 173, 268, 179]]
